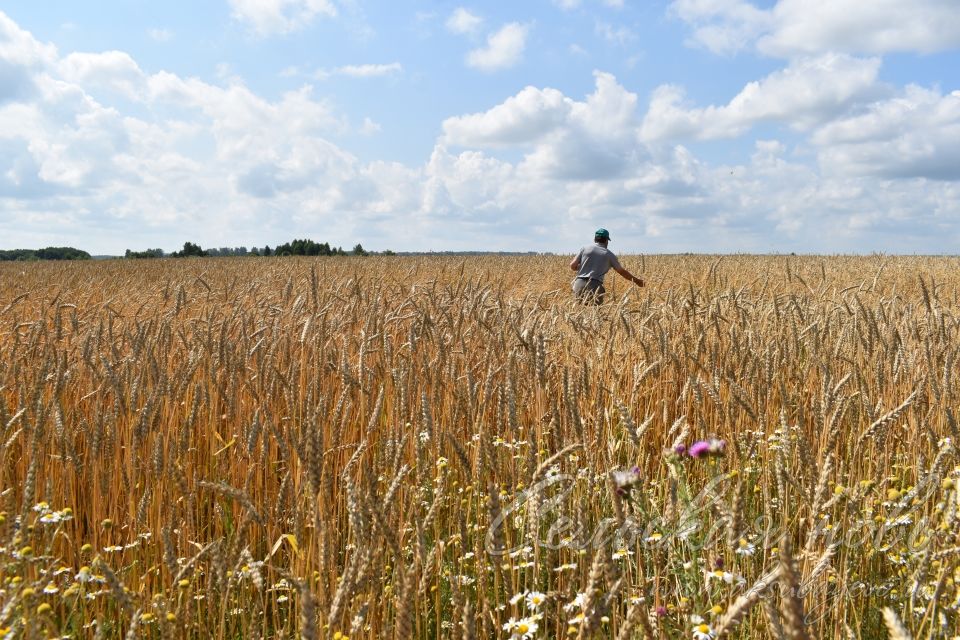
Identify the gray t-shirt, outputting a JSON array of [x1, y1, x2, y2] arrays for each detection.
[[574, 244, 622, 283]]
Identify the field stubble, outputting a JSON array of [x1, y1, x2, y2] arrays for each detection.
[[1, 254, 960, 639]]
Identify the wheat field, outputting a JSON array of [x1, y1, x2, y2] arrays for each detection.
[[1, 254, 959, 639]]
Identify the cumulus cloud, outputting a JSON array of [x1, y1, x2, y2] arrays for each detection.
[[760, 0, 960, 57], [672, 0, 960, 57], [228, 0, 337, 36], [58, 51, 145, 97], [445, 8, 482, 35], [813, 86, 960, 181], [442, 71, 643, 181], [641, 54, 883, 140], [442, 86, 572, 147], [466, 23, 528, 72]]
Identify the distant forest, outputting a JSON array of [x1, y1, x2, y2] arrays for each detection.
[[126, 240, 379, 258], [0, 240, 385, 261], [0, 247, 91, 261]]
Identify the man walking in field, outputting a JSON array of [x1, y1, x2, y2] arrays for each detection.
[[570, 228, 644, 304]]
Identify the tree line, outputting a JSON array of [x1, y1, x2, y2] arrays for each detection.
[[0, 247, 91, 261], [124, 240, 381, 259], [0, 240, 383, 262]]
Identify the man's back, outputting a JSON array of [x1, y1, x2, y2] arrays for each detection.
[[575, 244, 622, 283]]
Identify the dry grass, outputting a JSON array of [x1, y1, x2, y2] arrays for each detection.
[[1, 254, 959, 638]]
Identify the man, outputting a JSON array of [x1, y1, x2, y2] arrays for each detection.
[[570, 228, 644, 304]]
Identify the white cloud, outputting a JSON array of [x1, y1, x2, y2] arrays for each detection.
[[641, 54, 883, 140], [445, 8, 482, 35], [595, 21, 635, 45], [443, 71, 643, 181], [58, 51, 145, 98], [333, 63, 402, 78], [670, 0, 772, 55], [148, 28, 173, 42], [228, 0, 337, 37], [442, 86, 572, 147], [813, 86, 960, 181], [466, 23, 528, 72], [672, 0, 960, 57], [760, 0, 960, 57], [359, 117, 381, 136]]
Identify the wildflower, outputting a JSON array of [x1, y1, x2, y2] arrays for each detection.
[[734, 539, 756, 556], [37, 603, 52, 615], [674, 444, 687, 456], [39, 512, 63, 525], [688, 439, 726, 459], [43, 583, 59, 594], [526, 591, 546, 609], [101, 519, 112, 529], [33, 502, 50, 513], [611, 467, 642, 495], [655, 606, 668, 617], [19, 545, 33, 557], [140, 613, 155, 623], [554, 563, 577, 572], [564, 592, 587, 612], [692, 622, 716, 639], [645, 532, 663, 544], [706, 569, 745, 586], [503, 617, 539, 639], [612, 548, 634, 560]]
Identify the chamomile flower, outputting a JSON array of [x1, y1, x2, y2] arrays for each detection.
[[612, 548, 634, 560], [525, 591, 546, 610], [692, 622, 716, 639], [502, 616, 539, 639], [564, 592, 587, 612], [734, 538, 756, 556]]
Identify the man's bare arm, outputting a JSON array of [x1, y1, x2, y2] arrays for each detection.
[[614, 266, 644, 287], [569, 257, 581, 271]]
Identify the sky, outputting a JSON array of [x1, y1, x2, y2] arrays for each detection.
[[1, 1, 959, 255]]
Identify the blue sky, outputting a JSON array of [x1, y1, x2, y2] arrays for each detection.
[[1, 1, 959, 254]]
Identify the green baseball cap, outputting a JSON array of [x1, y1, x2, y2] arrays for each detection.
[[595, 228, 611, 240]]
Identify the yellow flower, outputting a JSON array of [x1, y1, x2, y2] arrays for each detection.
[[101, 518, 113, 529], [140, 612, 155, 623], [36, 603, 52, 615], [886, 489, 901, 501], [21, 587, 36, 598], [166, 613, 177, 622], [19, 546, 33, 557], [81, 543, 93, 554]]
